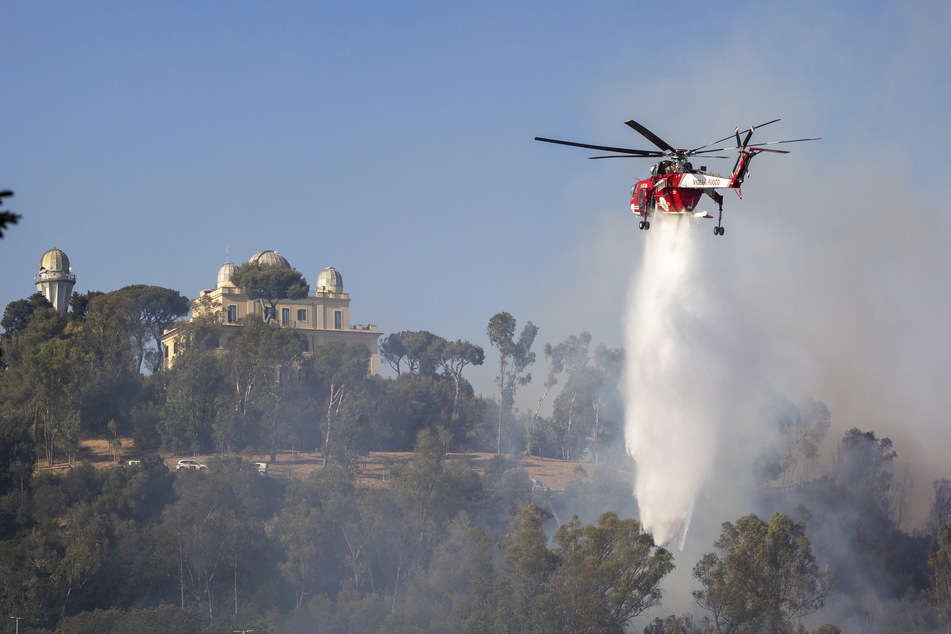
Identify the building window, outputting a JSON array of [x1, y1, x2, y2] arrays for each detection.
[[282, 308, 290, 326], [264, 306, 276, 321], [227, 305, 237, 324], [297, 308, 307, 322], [303, 338, 309, 352], [334, 310, 342, 329]]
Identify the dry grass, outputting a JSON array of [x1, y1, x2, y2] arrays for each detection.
[[51, 437, 619, 494]]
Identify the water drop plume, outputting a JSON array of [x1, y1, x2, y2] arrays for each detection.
[[624, 215, 759, 549]]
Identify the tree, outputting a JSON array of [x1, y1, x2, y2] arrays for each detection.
[[546, 332, 593, 461], [496, 502, 559, 631], [0, 189, 19, 238], [160, 350, 225, 455], [590, 343, 624, 464], [693, 513, 834, 633], [229, 261, 309, 324], [928, 523, 951, 629], [486, 312, 537, 455], [835, 427, 897, 516], [435, 338, 484, 430], [526, 340, 566, 457], [312, 341, 371, 466], [551, 511, 674, 633], [231, 317, 305, 460], [113, 285, 189, 372], [926, 480, 951, 542], [776, 398, 831, 486], [1, 293, 54, 335], [379, 332, 408, 374]]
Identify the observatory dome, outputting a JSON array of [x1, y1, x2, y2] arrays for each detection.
[[249, 250, 290, 268], [317, 267, 343, 293], [39, 248, 71, 273], [217, 261, 238, 288]]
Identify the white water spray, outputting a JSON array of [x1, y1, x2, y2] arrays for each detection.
[[624, 215, 765, 549]]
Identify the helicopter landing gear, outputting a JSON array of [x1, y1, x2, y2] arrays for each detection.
[[714, 225, 724, 236], [638, 219, 650, 230]]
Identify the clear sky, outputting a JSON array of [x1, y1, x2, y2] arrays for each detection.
[[3, 1, 950, 471]]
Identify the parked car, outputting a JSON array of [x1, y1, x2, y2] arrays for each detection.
[[127, 460, 142, 466], [175, 459, 206, 471], [253, 462, 267, 474]]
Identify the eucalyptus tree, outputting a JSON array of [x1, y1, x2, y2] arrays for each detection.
[[551, 512, 674, 632], [311, 341, 371, 465], [693, 513, 834, 633], [486, 312, 537, 455], [224, 315, 306, 460]]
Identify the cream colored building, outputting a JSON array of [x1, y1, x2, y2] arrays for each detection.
[[161, 250, 381, 373]]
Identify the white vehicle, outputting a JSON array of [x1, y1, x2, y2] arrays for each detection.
[[127, 460, 142, 466], [254, 462, 268, 474], [175, 459, 206, 471]]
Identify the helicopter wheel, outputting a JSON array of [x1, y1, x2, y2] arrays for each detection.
[[638, 221, 645, 230], [714, 226, 723, 236], [644, 220, 650, 230]]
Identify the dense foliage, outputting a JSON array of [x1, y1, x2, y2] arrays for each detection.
[[2, 293, 951, 632]]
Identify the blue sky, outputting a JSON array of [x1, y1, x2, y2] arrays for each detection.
[[3, 1, 951, 469]]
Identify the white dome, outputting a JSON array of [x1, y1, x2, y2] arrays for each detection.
[[249, 250, 290, 268], [39, 248, 70, 273], [317, 267, 343, 293], [217, 261, 238, 288]]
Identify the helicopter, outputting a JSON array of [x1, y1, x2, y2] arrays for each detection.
[[535, 119, 818, 235]]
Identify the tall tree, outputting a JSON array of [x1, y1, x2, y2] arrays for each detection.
[[546, 333, 593, 461], [222, 315, 305, 459], [229, 262, 308, 324], [114, 285, 190, 372], [551, 512, 674, 632], [926, 480, 951, 542], [590, 343, 624, 464], [379, 332, 408, 374], [693, 513, 834, 633], [160, 350, 225, 455], [835, 427, 897, 516], [776, 398, 831, 486], [486, 312, 537, 455], [312, 341, 371, 466], [436, 338, 484, 429], [928, 523, 951, 629]]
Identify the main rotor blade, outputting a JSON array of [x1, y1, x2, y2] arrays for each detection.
[[588, 153, 664, 159], [689, 118, 783, 153], [534, 136, 659, 156], [624, 120, 675, 153], [746, 137, 821, 146], [693, 137, 819, 154], [741, 127, 755, 147]]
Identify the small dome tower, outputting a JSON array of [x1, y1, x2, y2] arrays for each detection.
[[217, 261, 238, 288], [317, 267, 343, 294], [35, 248, 76, 316]]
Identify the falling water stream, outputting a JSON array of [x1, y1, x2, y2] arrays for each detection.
[[623, 214, 750, 549]]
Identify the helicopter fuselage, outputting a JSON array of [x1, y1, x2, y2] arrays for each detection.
[[630, 164, 730, 219]]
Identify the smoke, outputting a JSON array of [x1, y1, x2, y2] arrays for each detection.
[[623, 213, 775, 549]]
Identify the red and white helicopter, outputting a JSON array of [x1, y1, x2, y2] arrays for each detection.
[[535, 119, 818, 235]]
